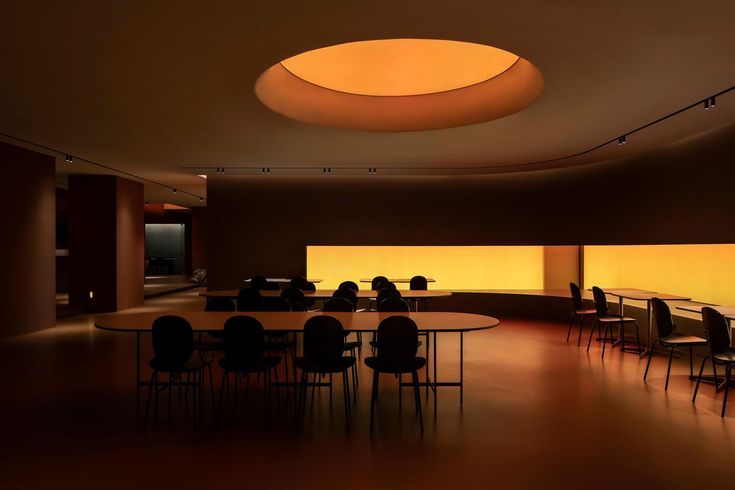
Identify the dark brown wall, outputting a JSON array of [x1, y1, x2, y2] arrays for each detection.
[[207, 124, 735, 289], [0, 142, 56, 338], [69, 175, 144, 311]]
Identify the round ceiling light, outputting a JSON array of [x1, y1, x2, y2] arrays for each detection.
[[255, 39, 544, 132]]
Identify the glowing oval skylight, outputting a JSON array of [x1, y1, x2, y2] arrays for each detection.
[[280, 39, 520, 96]]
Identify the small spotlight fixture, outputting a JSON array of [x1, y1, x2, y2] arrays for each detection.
[[172, 188, 177, 193], [262, 167, 270, 175], [618, 135, 627, 145], [711, 96, 716, 109], [323, 167, 331, 175], [65, 155, 73, 163], [368, 167, 377, 174], [199, 197, 204, 202]]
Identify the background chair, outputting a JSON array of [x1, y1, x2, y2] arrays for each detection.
[[202, 297, 235, 345], [378, 296, 410, 312], [409, 275, 429, 311], [333, 288, 358, 311], [290, 276, 308, 289], [365, 316, 425, 433], [339, 280, 359, 292], [144, 315, 214, 430], [644, 298, 707, 390], [567, 282, 596, 345], [693, 307, 735, 417], [371, 276, 389, 290], [586, 286, 641, 359], [216, 316, 282, 425], [323, 297, 353, 312], [237, 287, 263, 312], [295, 315, 356, 431], [281, 286, 307, 311], [250, 276, 268, 290]]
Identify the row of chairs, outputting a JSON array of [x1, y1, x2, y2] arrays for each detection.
[[567, 282, 735, 417], [145, 313, 426, 432]]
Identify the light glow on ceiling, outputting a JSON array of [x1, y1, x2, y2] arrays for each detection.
[[280, 39, 519, 97]]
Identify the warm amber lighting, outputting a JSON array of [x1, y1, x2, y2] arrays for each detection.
[[583, 244, 735, 305], [281, 39, 519, 97], [255, 39, 543, 131], [306, 246, 576, 290]]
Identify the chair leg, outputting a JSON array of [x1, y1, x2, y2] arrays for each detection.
[[643, 340, 658, 381], [566, 313, 576, 342], [216, 371, 227, 429], [412, 371, 423, 434], [722, 365, 732, 417], [143, 370, 157, 430], [577, 316, 585, 346], [689, 345, 694, 377], [602, 324, 609, 359], [274, 365, 281, 410], [370, 370, 379, 433], [634, 322, 641, 352], [586, 319, 598, 353], [207, 363, 215, 412], [665, 347, 676, 391], [692, 356, 710, 403], [342, 371, 351, 432]]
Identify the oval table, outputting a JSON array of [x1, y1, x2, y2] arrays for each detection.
[[359, 278, 436, 283], [244, 278, 323, 284], [95, 311, 499, 411], [200, 289, 452, 300]]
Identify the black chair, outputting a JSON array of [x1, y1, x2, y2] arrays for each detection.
[[295, 316, 356, 431], [144, 315, 214, 430], [339, 280, 359, 292], [566, 282, 597, 345], [300, 281, 317, 308], [258, 297, 297, 395], [250, 276, 268, 290], [371, 276, 389, 290], [365, 316, 425, 433], [237, 287, 263, 311], [323, 297, 353, 312], [409, 275, 429, 311], [216, 316, 282, 425], [693, 307, 735, 417], [281, 286, 307, 311], [332, 288, 358, 311], [375, 287, 402, 310], [586, 286, 641, 359], [644, 298, 707, 390], [202, 297, 235, 344], [378, 296, 410, 312], [262, 297, 292, 311], [290, 276, 308, 289], [261, 281, 281, 291]]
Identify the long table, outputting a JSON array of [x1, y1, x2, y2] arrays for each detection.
[[94, 311, 499, 412], [360, 278, 436, 283], [200, 289, 452, 300]]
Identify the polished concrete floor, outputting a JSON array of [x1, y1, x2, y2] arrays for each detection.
[[1, 289, 734, 489]]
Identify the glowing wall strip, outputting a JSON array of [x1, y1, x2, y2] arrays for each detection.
[[583, 244, 735, 305], [306, 246, 546, 290]]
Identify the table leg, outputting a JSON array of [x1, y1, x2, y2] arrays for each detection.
[[433, 331, 437, 414], [459, 331, 464, 406], [615, 297, 625, 344]]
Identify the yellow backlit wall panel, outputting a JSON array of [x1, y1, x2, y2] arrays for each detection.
[[583, 244, 735, 305], [307, 246, 546, 290]]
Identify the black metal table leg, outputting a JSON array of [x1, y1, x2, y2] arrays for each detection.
[[136, 331, 141, 414], [460, 331, 464, 406]]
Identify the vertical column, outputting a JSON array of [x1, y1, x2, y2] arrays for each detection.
[[69, 175, 143, 312], [0, 142, 56, 339], [191, 207, 206, 272]]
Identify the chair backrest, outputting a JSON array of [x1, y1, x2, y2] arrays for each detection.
[[323, 297, 354, 312], [591, 287, 609, 316], [237, 287, 263, 311], [409, 275, 428, 290], [381, 281, 397, 290], [262, 297, 292, 311], [205, 297, 236, 312], [338, 280, 359, 292], [651, 297, 675, 339], [261, 282, 281, 290], [377, 287, 402, 304], [371, 275, 388, 290], [303, 315, 345, 367], [250, 275, 268, 290], [376, 316, 420, 366], [301, 281, 316, 292], [332, 288, 358, 310], [569, 282, 584, 311], [281, 286, 305, 310], [290, 276, 308, 289], [702, 307, 729, 355], [151, 315, 194, 369], [378, 296, 410, 312], [222, 315, 265, 364]]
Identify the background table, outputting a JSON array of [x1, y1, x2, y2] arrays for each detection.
[[95, 310, 496, 409], [244, 278, 322, 283], [201, 289, 452, 300], [359, 278, 436, 283]]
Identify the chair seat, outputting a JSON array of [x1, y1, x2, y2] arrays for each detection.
[[660, 333, 708, 346], [598, 315, 638, 323], [576, 308, 597, 315], [295, 356, 356, 373], [150, 355, 213, 373], [714, 350, 735, 363], [219, 355, 281, 373], [364, 356, 427, 374]]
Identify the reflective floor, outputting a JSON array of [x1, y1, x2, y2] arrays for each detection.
[[1, 289, 733, 489]]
